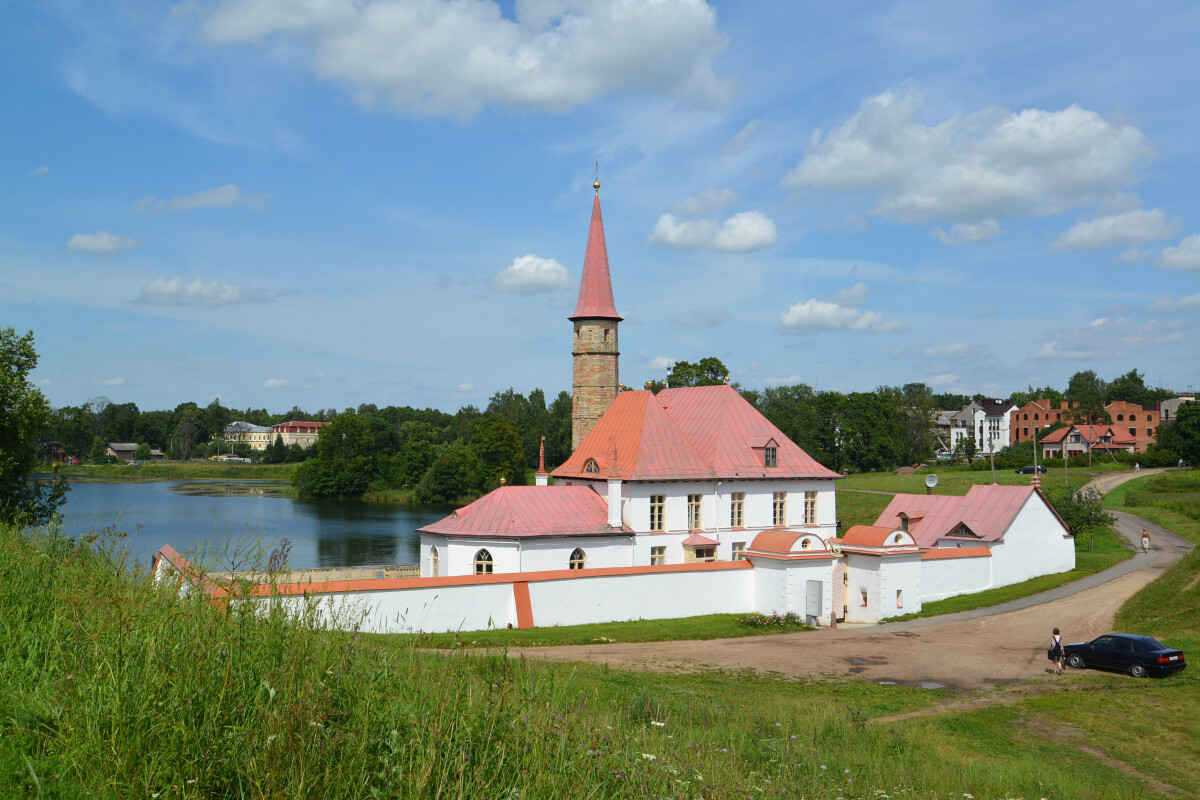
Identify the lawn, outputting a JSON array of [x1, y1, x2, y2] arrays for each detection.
[[839, 463, 1117, 495], [384, 612, 812, 650], [59, 461, 300, 481]]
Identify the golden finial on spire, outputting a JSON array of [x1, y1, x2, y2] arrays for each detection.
[[594, 156, 600, 193]]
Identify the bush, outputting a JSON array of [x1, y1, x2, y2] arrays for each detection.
[[736, 612, 807, 628]]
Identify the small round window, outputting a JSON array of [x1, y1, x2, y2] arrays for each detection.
[[800, 538, 810, 550], [894, 533, 904, 544]]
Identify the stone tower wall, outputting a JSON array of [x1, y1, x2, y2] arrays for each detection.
[[572, 319, 619, 450]]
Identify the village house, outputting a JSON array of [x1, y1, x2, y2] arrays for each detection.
[[224, 421, 274, 451], [272, 420, 330, 448], [1038, 424, 1137, 460]]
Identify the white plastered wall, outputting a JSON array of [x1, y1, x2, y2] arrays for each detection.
[[988, 494, 1075, 585], [920, 555, 992, 602], [420, 534, 635, 577]]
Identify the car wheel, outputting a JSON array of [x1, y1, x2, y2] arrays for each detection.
[[1066, 654, 1084, 669], [1130, 663, 1148, 679]]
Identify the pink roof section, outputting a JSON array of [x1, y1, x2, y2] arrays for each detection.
[[681, 533, 719, 547], [873, 484, 1038, 548], [569, 194, 622, 321], [418, 485, 632, 539], [1040, 424, 1135, 444], [553, 384, 841, 482]]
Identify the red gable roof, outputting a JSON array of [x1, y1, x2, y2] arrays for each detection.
[[418, 485, 631, 539], [553, 384, 840, 481], [1040, 424, 1135, 445], [569, 194, 621, 321], [872, 484, 1039, 548]]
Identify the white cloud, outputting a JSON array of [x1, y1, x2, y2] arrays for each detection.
[[783, 86, 1152, 223], [721, 118, 765, 154], [764, 373, 804, 385], [67, 231, 139, 255], [456, 383, 474, 392], [930, 373, 960, 386], [491, 254, 573, 293], [780, 282, 904, 333], [921, 343, 970, 359], [1033, 316, 1184, 361], [263, 378, 288, 388], [648, 356, 673, 371], [29, 165, 49, 177], [668, 188, 739, 217], [1052, 208, 1179, 251], [136, 277, 268, 306], [200, 0, 729, 117], [933, 219, 1004, 246], [1158, 234, 1200, 272], [1147, 293, 1200, 312], [648, 210, 777, 252], [96, 377, 125, 386], [137, 184, 270, 212]]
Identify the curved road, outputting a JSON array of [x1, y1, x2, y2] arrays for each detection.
[[520, 469, 1192, 691]]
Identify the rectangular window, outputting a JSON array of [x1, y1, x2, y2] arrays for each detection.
[[804, 491, 817, 525], [687, 494, 702, 530], [1147, 427, 1153, 436], [650, 495, 665, 532], [694, 546, 715, 562], [860, 589, 868, 607], [772, 491, 787, 527], [764, 446, 777, 467], [1129, 427, 1136, 437], [730, 492, 745, 528], [732, 541, 746, 561], [650, 546, 666, 566], [896, 589, 903, 608]]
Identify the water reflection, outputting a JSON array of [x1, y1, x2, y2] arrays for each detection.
[[57, 478, 451, 571]]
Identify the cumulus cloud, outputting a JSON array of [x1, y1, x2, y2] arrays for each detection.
[[67, 231, 139, 255], [136, 184, 270, 212], [780, 282, 904, 333], [1158, 234, 1200, 272], [933, 219, 1004, 246], [456, 383, 474, 391], [1034, 316, 1183, 361], [648, 210, 777, 252], [200, 0, 729, 117], [668, 188, 739, 217], [96, 377, 125, 386], [137, 277, 268, 306], [263, 378, 288, 388], [783, 86, 1152, 223], [721, 118, 765, 154], [671, 309, 732, 326], [647, 356, 673, 371], [1052, 208, 1179, 251], [921, 343, 970, 359], [29, 165, 49, 177], [491, 254, 573, 293]]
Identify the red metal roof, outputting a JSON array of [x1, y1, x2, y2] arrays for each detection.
[[418, 485, 632, 539], [747, 529, 804, 554], [873, 485, 1040, 548], [568, 194, 621, 321], [840, 525, 904, 548], [553, 384, 841, 481], [681, 533, 719, 547], [1039, 424, 1135, 444]]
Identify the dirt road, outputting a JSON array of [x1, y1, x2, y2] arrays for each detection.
[[519, 470, 1191, 692]]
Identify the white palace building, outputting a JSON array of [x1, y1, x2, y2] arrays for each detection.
[[154, 185, 1075, 633]]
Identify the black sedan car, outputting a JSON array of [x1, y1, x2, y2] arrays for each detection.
[[1064, 633, 1186, 678], [1015, 465, 1047, 474]]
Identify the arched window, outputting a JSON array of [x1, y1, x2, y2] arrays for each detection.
[[569, 548, 586, 570], [1117, 414, 1124, 421], [583, 459, 600, 474], [1034, 413, 1039, 420], [430, 546, 439, 578], [474, 549, 494, 575], [1129, 414, 1137, 421]]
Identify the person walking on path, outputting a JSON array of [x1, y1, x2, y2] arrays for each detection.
[[1050, 628, 1064, 675], [1142, 529, 1151, 553]]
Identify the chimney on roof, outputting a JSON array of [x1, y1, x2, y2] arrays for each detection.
[[536, 436, 548, 486], [607, 436, 622, 528]]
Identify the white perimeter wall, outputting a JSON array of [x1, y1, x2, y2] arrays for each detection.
[[990, 495, 1075, 585], [421, 534, 635, 577], [921, 555, 992, 602]]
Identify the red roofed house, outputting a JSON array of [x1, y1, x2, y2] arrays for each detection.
[[272, 420, 330, 448], [1038, 424, 1136, 460], [872, 484, 1073, 603]]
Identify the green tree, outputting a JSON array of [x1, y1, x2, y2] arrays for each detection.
[[1156, 402, 1200, 465], [1106, 369, 1152, 406], [1050, 489, 1115, 552], [414, 442, 483, 503], [293, 412, 378, 498], [545, 391, 573, 469], [0, 328, 68, 525], [89, 436, 108, 463], [667, 357, 729, 387], [470, 415, 525, 487], [134, 443, 150, 460], [1066, 370, 1111, 425]]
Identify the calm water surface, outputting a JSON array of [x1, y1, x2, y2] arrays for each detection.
[[56, 478, 451, 570]]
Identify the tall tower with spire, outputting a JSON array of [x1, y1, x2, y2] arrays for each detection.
[[570, 178, 622, 451]]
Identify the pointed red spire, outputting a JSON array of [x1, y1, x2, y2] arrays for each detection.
[[569, 192, 622, 321]]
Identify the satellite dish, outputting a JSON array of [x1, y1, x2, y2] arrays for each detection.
[[925, 474, 939, 489]]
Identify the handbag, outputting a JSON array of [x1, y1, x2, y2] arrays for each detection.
[[1047, 647, 1055, 661]]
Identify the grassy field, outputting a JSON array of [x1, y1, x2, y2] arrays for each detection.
[[386, 613, 812, 650], [59, 461, 300, 481], [838, 463, 1119, 495]]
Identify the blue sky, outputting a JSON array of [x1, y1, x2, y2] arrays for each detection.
[[3, 1, 1199, 413]]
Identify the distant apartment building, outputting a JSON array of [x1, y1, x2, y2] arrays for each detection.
[[950, 399, 1016, 455], [272, 420, 330, 448], [1010, 399, 1161, 453], [1159, 396, 1196, 425], [1105, 401, 1159, 453], [224, 422, 274, 451]]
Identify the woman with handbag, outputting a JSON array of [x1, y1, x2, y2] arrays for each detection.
[[1050, 627, 1064, 675]]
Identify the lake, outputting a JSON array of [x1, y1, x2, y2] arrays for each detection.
[[54, 477, 452, 571]]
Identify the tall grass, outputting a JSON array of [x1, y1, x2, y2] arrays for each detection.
[[0, 521, 1172, 798]]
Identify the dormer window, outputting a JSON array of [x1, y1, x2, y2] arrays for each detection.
[[899, 516, 909, 532], [583, 459, 600, 475], [764, 446, 777, 467]]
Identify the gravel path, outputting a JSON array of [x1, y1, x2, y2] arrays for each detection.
[[518, 469, 1191, 692]]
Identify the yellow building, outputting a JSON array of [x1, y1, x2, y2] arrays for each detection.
[[224, 422, 274, 451]]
